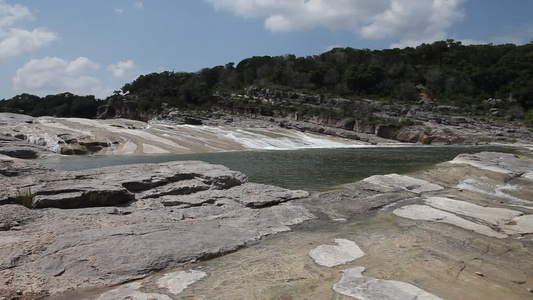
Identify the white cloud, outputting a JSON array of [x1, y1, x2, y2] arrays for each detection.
[[107, 60, 138, 78], [459, 39, 486, 46], [134, 2, 143, 10], [0, 0, 32, 28], [13, 56, 111, 98], [208, 0, 466, 48], [114, 7, 124, 16], [0, 28, 57, 58], [0, 1, 57, 58]]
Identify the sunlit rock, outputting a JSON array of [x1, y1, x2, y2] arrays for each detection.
[[333, 267, 442, 300], [308, 239, 364, 267]]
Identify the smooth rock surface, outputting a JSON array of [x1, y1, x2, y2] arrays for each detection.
[[97, 282, 171, 300], [393, 204, 508, 238], [308, 239, 364, 267], [0, 113, 368, 156], [333, 267, 443, 300], [0, 135, 53, 158], [0, 160, 248, 209], [157, 270, 207, 295], [501, 215, 533, 235], [362, 174, 444, 194], [161, 183, 309, 208], [0, 159, 313, 295], [424, 196, 523, 226], [451, 152, 533, 177]]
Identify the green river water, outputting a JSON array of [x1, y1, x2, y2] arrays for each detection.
[[38, 145, 515, 191]]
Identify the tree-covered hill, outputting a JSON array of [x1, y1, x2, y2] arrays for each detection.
[[1, 40, 532, 121]]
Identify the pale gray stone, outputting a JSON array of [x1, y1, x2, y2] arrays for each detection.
[[308, 239, 364, 267], [97, 282, 171, 300], [501, 215, 533, 235], [157, 269, 207, 295], [0, 160, 248, 209], [451, 152, 533, 178], [333, 267, 443, 300], [0, 158, 315, 295], [393, 204, 507, 238], [161, 183, 309, 208], [424, 196, 523, 226], [363, 174, 443, 194]]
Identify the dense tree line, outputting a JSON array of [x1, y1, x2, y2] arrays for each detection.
[[119, 40, 533, 113], [1, 40, 532, 121], [0, 93, 101, 118]]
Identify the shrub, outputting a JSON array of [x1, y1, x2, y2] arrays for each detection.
[[524, 110, 533, 126]]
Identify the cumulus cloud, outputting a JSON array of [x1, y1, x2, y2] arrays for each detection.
[[0, 0, 32, 27], [13, 56, 111, 98], [107, 60, 138, 78], [0, 0, 57, 58], [134, 2, 143, 10], [0, 28, 57, 58], [208, 0, 466, 48]]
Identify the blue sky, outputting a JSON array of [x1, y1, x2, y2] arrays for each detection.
[[1, 0, 532, 100]]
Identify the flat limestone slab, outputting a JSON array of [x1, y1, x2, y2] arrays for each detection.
[[363, 174, 443, 194], [424, 196, 523, 226], [450, 152, 533, 177], [308, 239, 365, 267], [157, 270, 207, 295], [501, 214, 533, 235], [393, 204, 507, 238], [333, 267, 442, 300]]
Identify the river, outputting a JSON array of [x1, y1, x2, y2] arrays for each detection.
[[37, 145, 514, 191]]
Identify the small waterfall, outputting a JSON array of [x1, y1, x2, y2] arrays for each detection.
[[183, 125, 368, 150]]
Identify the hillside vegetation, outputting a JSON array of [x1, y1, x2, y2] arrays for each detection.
[[1, 40, 532, 123]]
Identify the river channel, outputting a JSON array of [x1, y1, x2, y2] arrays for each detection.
[[37, 145, 514, 191]]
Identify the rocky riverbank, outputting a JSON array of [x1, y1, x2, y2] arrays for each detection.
[[0, 113, 375, 158], [1, 111, 532, 159], [0, 151, 532, 299], [0, 154, 312, 297]]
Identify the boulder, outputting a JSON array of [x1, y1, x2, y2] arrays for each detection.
[[396, 130, 422, 143]]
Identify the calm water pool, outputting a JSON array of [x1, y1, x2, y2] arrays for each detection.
[[36, 145, 514, 191]]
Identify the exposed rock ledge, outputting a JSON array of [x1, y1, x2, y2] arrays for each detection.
[[0, 156, 312, 296], [1, 152, 532, 299]]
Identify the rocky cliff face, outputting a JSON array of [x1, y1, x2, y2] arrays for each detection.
[[97, 98, 151, 121], [154, 87, 533, 146]]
